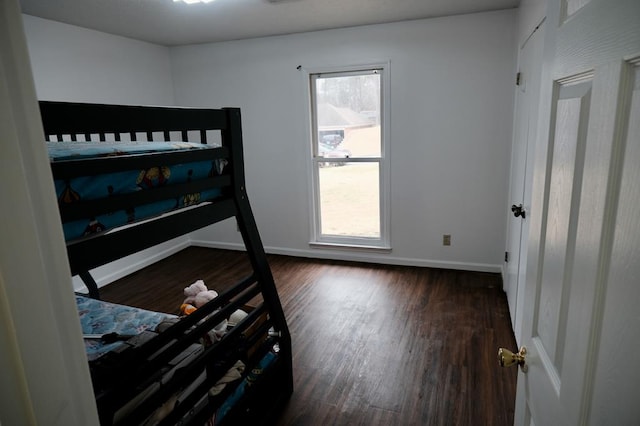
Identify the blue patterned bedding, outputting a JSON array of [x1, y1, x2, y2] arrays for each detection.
[[48, 141, 226, 241], [76, 295, 173, 361], [48, 140, 213, 161]]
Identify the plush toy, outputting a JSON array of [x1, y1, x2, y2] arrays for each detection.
[[180, 280, 230, 343], [180, 281, 247, 326], [179, 303, 197, 316], [183, 280, 219, 309], [228, 309, 248, 327]]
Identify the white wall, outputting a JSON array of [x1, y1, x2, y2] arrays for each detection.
[[22, 14, 187, 291], [22, 14, 174, 105], [173, 10, 517, 271]]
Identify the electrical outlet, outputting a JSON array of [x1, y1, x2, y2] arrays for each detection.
[[443, 234, 451, 246]]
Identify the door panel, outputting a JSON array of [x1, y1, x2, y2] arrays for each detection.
[[563, 0, 590, 20], [536, 80, 590, 375]]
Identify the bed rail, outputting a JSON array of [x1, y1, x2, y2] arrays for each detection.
[[39, 101, 229, 142]]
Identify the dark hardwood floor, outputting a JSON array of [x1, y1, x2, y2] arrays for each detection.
[[100, 247, 517, 426]]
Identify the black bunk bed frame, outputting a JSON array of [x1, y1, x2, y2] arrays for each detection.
[[40, 101, 293, 425]]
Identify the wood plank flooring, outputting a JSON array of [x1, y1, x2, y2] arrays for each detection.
[[100, 247, 517, 425]]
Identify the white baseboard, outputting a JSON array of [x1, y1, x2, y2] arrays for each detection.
[[190, 239, 502, 273], [73, 238, 190, 292]]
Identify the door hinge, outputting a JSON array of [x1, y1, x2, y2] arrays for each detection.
[[516, 72, 521, 86], [505, 251, 509, 262]]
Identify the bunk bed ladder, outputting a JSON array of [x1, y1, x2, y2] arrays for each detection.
[[223, 108, 294, 409]]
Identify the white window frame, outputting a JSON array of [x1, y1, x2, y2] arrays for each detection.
[[304, 62, 391, 250]]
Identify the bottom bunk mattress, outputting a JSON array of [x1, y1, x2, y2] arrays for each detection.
[[77, 295, 174, 361], [48, 141, 226, 241]]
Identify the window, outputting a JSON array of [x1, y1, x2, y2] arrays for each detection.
[[308, 65, 390, 248]]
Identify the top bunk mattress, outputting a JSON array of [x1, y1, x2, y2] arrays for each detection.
[[48, 141, 226, 241]]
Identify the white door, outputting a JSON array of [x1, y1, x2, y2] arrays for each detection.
[[513, 0, 640, 424], [505, 21, 545, 340]]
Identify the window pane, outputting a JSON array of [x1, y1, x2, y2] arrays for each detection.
[[318, 162, 380, 238], [315, 73, 381, 158]]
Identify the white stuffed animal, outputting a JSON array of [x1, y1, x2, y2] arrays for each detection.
[[180, 280, 227, 342], [183, 280, 218, 308]]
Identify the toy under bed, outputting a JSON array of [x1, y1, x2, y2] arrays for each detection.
[[48, 141, 226, 241]]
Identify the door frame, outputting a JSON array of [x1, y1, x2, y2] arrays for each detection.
[[0, 1, 98, 423]]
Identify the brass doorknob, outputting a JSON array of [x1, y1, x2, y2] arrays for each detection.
[[498, 346, 527, 371]]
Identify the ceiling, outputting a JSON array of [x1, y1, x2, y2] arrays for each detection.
[[19, 0, 519, 46]]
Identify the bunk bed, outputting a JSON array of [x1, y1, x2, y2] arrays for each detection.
[[40, 101, 293, 425]]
